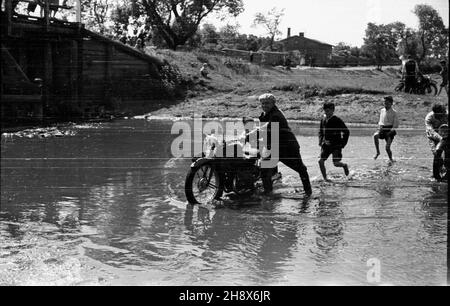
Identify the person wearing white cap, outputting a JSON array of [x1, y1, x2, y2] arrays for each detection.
[[246, 93, 312, 195]]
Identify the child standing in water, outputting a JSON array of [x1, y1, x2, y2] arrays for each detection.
[[373, 96, 399, 162], [318, 102, 350, 181]]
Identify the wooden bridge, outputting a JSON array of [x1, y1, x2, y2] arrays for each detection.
[[1, 0, 165, 128]]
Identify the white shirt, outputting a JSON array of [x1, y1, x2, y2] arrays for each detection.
[[378, 108, 399, 128]]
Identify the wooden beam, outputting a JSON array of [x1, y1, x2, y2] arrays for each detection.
[[1, 94, 42, 103], [43, 41, 52, 109], [81, 28, 165, 67], [11, 20, 82, 36], [77, 38, 83, 110], [18, 44, 28, 75], [104, 43, 113, 105], [1, 44, 31, 83], [5, 0, 12, 36], [70, 40, 79, 109], [75, 0, 81, 23], [44, 0, 50, 31]]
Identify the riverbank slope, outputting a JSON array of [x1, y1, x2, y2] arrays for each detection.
[[148, 49, 448, 128]]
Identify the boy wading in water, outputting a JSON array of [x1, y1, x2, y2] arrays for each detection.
[[373, 96, 399, 162], [318, 102, 350, 181]]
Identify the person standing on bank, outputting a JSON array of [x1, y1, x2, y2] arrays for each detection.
[[402, 55, 419, 93], [318, 102, 350, 181], [200, 63, 209, 78], [373, 96, 399, 162], [437, 60, 448, 96], [245, 94, 312, 196]]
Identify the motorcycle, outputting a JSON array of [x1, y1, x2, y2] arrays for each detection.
[[184, 134, 272, 204], [394, 74, 438, 95]]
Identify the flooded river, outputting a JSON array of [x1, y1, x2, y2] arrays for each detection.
[[0, 119, 447, 285]]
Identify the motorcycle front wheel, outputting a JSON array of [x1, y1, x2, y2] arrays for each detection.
[[185, 163, 223, 204], [425, 83, 438, 96], [394, 83, 404, 92]]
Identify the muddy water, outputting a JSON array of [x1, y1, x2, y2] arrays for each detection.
[[0, 119, 447, 286]]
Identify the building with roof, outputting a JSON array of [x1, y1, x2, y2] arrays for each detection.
[[276, 28, 333, 66]]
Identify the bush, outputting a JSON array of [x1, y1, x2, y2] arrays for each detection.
[[419, 59, 442, 74], [196, 53, 210, 65], [159, 63, 184, 98], [223, 58, 251, 74], [272, 83, 386, 98]]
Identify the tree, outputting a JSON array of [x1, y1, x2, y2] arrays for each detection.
[[81, 0, 132, 36], [333, 42, 351, 56], [252, 7, 284, 51], [218, 23, 240, 48], [362, 23, 396, 70], [413, 4, 449, 61], [396, 26, 420, 60], [201, 23, 220, 45], [138, 0, 244, 50], [349, 46, 360, 57], [83, 0, 111, 33], [244, 34, 259, 51]]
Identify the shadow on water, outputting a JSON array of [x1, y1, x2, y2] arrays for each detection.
[[182, 195, 309, 283]]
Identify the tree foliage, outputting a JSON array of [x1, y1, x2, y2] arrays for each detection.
[[362, 23, 397, 69], [201, 23, 220, 45], [413, 4, 449, 61], [138, 0, 244, 50], [396, 26, 420, 60], [252, 7, 284, 51], [81, 0, 112, 34], [333, 42, 351, 56]]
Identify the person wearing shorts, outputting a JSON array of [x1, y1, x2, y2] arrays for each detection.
[[373, 96, 399, 162]]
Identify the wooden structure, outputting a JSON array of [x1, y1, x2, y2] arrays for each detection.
[[1, 0, 165, 128]]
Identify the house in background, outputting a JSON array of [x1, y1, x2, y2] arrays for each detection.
[[276, 28, 333, 66]]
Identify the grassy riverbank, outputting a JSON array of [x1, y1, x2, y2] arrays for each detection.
[[148, 49, 448, 128]]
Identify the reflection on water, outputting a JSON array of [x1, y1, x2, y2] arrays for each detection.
[[0, 119, 447, 285]]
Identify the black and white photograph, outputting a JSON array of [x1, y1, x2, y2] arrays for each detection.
[[0, 0, 448, 289]]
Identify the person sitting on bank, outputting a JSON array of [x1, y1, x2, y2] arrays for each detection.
[[373, 96, 399, 162], [200, 63, 209, 78]]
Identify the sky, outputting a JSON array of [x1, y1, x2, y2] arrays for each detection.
[[204, 0, 449, 47]]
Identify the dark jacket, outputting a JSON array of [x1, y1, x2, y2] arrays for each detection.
[[259, 106, 300, 150], [404, 59, 417, 77], [319, 115, 350, 148]]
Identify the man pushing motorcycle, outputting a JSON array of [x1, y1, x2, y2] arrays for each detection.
[[242, 94, 312, 196], [402, 55, 419, 93]]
